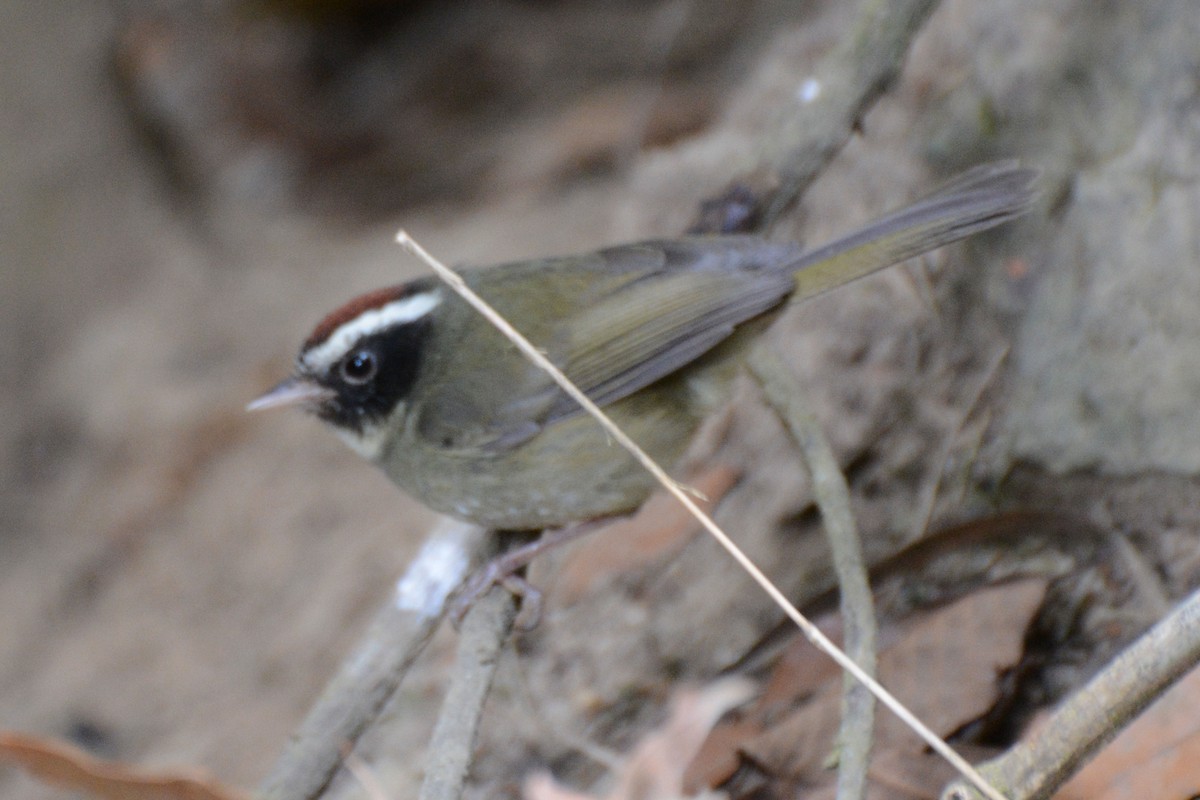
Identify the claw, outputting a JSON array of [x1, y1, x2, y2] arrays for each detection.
[[447, 518, 616, 629]]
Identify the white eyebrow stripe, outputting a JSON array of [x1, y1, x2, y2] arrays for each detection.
[[303, 290, 442, 372]]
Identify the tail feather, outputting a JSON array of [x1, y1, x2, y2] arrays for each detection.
[[789, 162, 1039, 302]]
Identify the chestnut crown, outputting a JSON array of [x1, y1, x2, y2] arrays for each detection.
[[255, 283, 444, 439]]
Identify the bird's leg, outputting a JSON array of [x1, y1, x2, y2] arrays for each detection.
[[450, 518, 617, 629]]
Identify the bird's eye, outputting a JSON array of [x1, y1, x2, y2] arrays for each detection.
[[340, 350, 377, 385]]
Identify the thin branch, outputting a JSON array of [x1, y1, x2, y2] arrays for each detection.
[[759, 0, 942, 227], [418, 582, 520, 800], [749, 347, 876, 800], [257, 520, 490, 800], [943, 586, 1200, 800]]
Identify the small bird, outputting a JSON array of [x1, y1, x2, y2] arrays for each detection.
[[251, 163, 1037, 531]]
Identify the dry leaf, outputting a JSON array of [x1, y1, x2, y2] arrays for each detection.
[[742, 578, 1049, 783], [679, 716, 762, 793], [1055, 664, 1200, 799], [524, 678, 754, 800], [680, 613, 845, 791], [0, 731, 248, 800], [756, 614, 846, 714], [550, 465, 740, 602]]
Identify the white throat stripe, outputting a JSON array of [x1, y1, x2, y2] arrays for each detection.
[[304, 291, 441, 371]]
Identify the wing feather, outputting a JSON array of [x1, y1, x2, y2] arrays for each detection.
[[420, 237, 798, 452]]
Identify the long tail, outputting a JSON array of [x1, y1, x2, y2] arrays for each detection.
[[789, 162, 1039, 302]]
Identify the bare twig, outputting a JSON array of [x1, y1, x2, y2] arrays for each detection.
[[749, 347, 876, 800], [257, 520, 489, 800], [759, 0, 942, 227], [419, 582, 520, 800], [944, 586, 1200, 800]]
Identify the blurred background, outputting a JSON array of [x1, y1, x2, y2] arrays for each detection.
[[4, 1, 1200, 798]]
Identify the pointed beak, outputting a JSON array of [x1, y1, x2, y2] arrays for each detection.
[[247, 377, 335, 412]]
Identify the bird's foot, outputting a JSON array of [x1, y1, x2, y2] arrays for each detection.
[[449, 519, 613, 630]]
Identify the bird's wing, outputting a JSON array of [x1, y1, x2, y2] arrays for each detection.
[[540, 239, 796, 422], [415, 237, 798, 452]]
